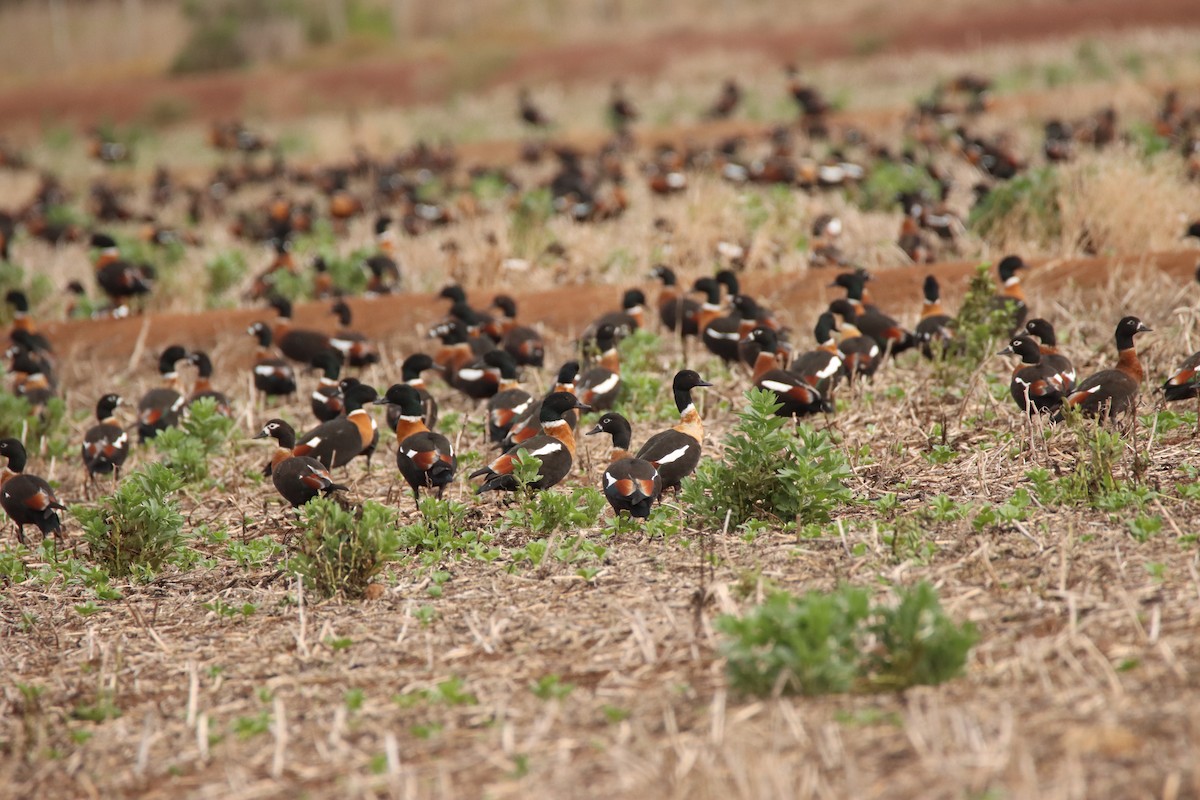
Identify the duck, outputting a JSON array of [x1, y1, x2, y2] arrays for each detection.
[[330, 300, 380, 368], [247, 238, 296, 301], [0, 438, 65, 544], [518, 87, 553, 128], [1164, 348, 1200, 402], [486, 358, 534, 445], [608, 81, 639, 132], [635, 370, 712, 494], [9, 346, 55, 411], [585, 288, 645, 344], [998, 335, 1064, 416], [294, 381, 379, 469], [81, 393, 129, 487], [375, 384, 457, 502], [789, 312, 844, 398], [1022, 319, 1076, 393], [705, 79, 742, 120], [694, 278, 742, 362], [5, 291, 53, 356], [137, 344, 189, 442], [827, 300, 883, 381], [470, 392, 589, 493], [487, 295, 545, 367], [453, 349, 516, 401], [748, 327, 828, 416], [254, 419, 348, 508], [429, 318, 483, 386], [309, 349, 345, 422], [649, 265, 701, 339], [185, 351, 232, 416], [363, 216, 402, 296], [915, 275, 956, 359], [577, 324, 622, 411], [90, 233, 154, 316], [503, 361, 581, 449], [269, 296, 333, 365], [388, 353, 440, 432], [1055, 316, 1151, 422], [734, 295, 788, 368], [247, 322, 298, 399], [835, 270, 915, 356], [586, 412, 662, 518], [992, 255, 1029, 334]]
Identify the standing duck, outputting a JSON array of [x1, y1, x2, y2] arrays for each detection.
[[429, 319, 483, 387], [309, 349, 345, 422], [375, 384, 457, 502], [5, 291, 53, 356], [635, 370, 712, 494], [81, 393, 129, 487], [586, 412, 662, 518], [694, 278, 742, 362], [247, 322, 298, 400], [835, 270, 915, 356], [1055, 317, 1151, 422], [503, 361, 581, 449], [294, 381, 379, 469], [330, 300, 380, 368], [9, 345, 55, 411], [137, 345, 189, 442], [364, 216, 402, 296], [748, 328, 828, 417], [650, 265, 700, 339], [487, 295, 545, 367], [470, 392, 589, 493], [998, 335, 1064, 416], [453, 349, 516, 401], [827, 300, 883, 381], [486, 358, 533, 445], [269, 296, 332, 366], [387, 353, 440, 432], [577, 324, 622, 412], [992, 255, 1029, 334], [0, 438, 65, 544], [254, 419, 348, 507], [186, 351, 232, 416], [915, 276, 956, 359], [1023, 319, 1076, 393], [789, 312, 844, 398], [585, 289, 646, 345], [90, 233, 155, 316]]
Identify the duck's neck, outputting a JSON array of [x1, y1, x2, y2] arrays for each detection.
[[1116, 346, 1144, 384], [161, 372, 180, 391], [394, 413, 429, 441], [673, 398, 703, 442], [271, 446, 293, 469], [598, 348, 620, 374], [499, 378, 521, 392], [752, 350, 778, 382], [609, 446, 632, 463], [1001, 277, 1025, 302], [920, 300, 944, 319], [544, 418, 576, 457]]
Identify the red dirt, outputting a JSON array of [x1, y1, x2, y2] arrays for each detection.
[[0, 0, 1197, 134]]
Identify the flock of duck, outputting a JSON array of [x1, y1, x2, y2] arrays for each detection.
[[2, 68, 1200, 546]]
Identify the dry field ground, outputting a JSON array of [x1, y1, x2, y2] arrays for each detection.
[[5, 2, 1200, 799]]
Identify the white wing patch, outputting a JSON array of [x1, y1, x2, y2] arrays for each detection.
[[761, 379, 799, 394], [816, 358, 842, 379], [526, 442, 563, 458], [255, 365, 279, 377], [457, 368, 484, 382], [655, 444, 692, 465], [589, 372, 621, 395], [305, 437, 322, 447]]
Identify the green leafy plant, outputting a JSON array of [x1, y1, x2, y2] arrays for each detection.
[[74, 463, 185, 578], [151, 397, 235, 483], [397, 498, 499, 565], [968, 167, 1061, 247], [950, 263, 1022, 368], [718, 582, 976, 696], [292, 499, 399, 599], [683, 388, 852, 529], [204, 250, 247, 308], [856, 161, 941, 212]]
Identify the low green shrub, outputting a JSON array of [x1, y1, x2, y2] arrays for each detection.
[[74, 463, 185, 578], [718, 582, 977, 696], [683, 388, 852, 529], [152, 397, 235, 483], [292, 499, 399, 599]]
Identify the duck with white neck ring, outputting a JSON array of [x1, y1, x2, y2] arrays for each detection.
[[635, 370, 712, 495]]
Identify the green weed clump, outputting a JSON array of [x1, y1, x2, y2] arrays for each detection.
[[204, 250, 247, 308], [74, 463, 185, 578], [398, 498, 500, 565], [499, 452, 607, 534], [152, 398, 235, 483], [718, 582, 977, 696], [683, 388, 852, 529], [615, 329, 667, 420], [855, 161, 941, 212], [968, 167, 1061, 247], [950, 263, 1022, 368], [0, 395, 67, 455], [293, 499, 399, 599]]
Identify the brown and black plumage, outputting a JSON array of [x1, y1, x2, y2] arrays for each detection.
[[255, 419, 348, 508], [471, 392, 589, 493], [248, 322, 298, 399], [1055, 316, 1151, 422], [0, 438, 65, 544], [635, 370, 711, 494], [587, 412, 661, 519], [82, 393, 129, 484], [294, 381, 379, 469], [137, 345, 189, 442], [998, 336, 1064, 416], [186, 351, 232, 416], [375, 384, 457, 501]]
